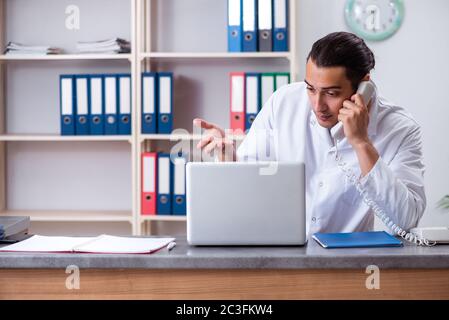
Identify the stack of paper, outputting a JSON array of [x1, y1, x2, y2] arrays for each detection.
[[5, 42, 62, 55], [76, 38, 131, 54], [0, 234, 175, 254]]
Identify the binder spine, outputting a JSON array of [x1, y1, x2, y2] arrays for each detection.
[[273, 0, 288, 52], [74, 75, 90, 136], [228, 0, 243, 52], [242, 0, 258, 52], [60, 74, 76, 136], [89, 74, 105, 135], [157, 72, 173, 134], [142, 72, 157, 134], [117, 73, 132, 135], [230, 72, 246, 133]]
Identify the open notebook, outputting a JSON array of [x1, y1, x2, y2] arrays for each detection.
[[0, 234, 175, 254]]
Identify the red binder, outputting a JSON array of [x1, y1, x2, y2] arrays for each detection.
[[230, 72, 245, 133], [141, 152, 157, 215]]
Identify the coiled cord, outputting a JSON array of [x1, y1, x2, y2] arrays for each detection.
[[334, 138, 436, 247]]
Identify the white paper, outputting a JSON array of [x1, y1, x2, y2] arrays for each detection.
[[73, 235, 175, 254], [0, 234, 175, 254], [0, 235, 94, 253]]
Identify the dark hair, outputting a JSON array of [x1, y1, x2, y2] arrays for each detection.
[[307, 32, 375, 90]]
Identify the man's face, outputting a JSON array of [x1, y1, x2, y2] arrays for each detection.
[[305, 59, 355, 129]]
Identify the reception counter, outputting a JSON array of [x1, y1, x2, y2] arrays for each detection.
[[1, 237, 448, 299]]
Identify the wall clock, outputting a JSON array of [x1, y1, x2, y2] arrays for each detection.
[[345, 0, 404, 41]]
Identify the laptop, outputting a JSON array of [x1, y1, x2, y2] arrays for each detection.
[[186, 162, 306, 246]]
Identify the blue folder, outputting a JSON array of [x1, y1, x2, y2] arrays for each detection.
[[141, 72, 157, 134], [74, 75, 90, 135], [242, 0, 258, 52], [312, 231, 403, 249], [157, 72, 173, 134], [157, 153, 172, 215], [59, 75, 76, 135], [89, 74, 105, 135], [117, 73, 132, 135], [228, 0, 243, 52], [172, 153, 187, 216], [104, 74, 118, 135], [273, 0, 288, 52], [245, 72, 260, 131]]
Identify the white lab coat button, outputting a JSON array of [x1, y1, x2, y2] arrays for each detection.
[[311, 217, 317, 222], [318, 181, 324, 187]]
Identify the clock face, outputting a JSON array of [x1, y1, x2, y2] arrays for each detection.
[[345, 0, 404, 41]]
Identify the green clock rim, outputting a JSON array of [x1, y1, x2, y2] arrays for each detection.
[[344, 0, 405, 41]]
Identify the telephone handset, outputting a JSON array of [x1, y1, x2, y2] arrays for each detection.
[[330, 80, 376, 141], [332, 80, 435, 246]]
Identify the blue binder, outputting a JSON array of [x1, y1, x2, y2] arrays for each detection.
[[157, 72, 173, 134], [242, 0, 258, 52], [228, 0, 243, 52], [104, 74, 118, 135], [89, 74, 105, 135], [117, 73, 132, 135], [59, 75, 76, 135], [157, 153, 172, 215], [312, 231, 403, 249], [245, 73, 260, 131], [273, 0, 288, 52], [172, 153, 187, 215], [74, 75, 90, 135], [142, 72, 157, 134]]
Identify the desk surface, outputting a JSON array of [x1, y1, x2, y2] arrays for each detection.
[[1, 236, 449, 269]]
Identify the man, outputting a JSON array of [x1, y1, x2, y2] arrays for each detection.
[[193, 32, 426, 237]]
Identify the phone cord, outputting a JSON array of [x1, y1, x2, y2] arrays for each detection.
[[333, 139, 436, 247]]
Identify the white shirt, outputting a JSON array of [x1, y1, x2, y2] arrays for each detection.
[[236, 81, 426, 238]]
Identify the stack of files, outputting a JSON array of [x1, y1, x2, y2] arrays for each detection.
[[4, 41, 62, 55], [230, 71, 290, 132], [0, 234, 175, 254], [227, 0, 288, 52], [141, 152, 188, 216], [59, 73, 132, 136], [141, 72, 174, 134], [76, 38, 131, 54]]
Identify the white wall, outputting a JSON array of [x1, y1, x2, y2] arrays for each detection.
[[296, 0, 449, 227]]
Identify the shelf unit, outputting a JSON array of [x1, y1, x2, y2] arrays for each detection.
[[0, 54, 132, 61], [0, 134, 132, 142], [0, 0, 138, 234], [0, 0, 298, 236], [134, 0, 298, 235]]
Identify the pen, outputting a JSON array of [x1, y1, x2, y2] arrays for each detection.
[[167, 242, 176, 251]]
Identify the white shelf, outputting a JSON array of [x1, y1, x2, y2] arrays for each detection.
[[140, 215, 186, 222], [0, 134, 132, 142], [0, 53, 132, 61], [139, 133, 246, 142], [140, 52, 291, 59], [140, 133, 202, 141], [1, 210, 133, 222]]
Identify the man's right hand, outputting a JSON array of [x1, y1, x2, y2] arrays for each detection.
[[193, 118, 236, 162]]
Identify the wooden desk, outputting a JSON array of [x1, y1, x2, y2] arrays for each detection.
[[1, 238, 448, 299]]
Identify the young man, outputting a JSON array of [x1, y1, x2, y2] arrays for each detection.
[[194, 32, 425, 237]]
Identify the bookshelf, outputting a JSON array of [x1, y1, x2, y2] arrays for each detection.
[[135, 0, 298, 235], [0, 0, 298, 236], [0, 0, 137, 234], [0, 54, 132, 61]]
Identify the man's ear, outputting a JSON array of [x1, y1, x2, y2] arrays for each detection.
[[362, 74, 370, 81]]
